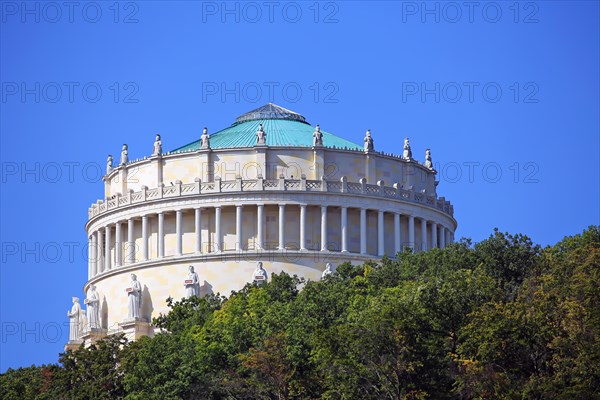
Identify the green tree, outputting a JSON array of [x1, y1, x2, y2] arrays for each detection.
[[456, 226, 600, 399]]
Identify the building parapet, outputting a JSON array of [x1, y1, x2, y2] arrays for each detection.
[[89, 176, 454, 220]]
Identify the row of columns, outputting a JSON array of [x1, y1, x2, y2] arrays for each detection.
[[88, 205, 453, 277]]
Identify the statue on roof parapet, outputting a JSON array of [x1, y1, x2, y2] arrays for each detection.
[[120, 144, 128, 165], [424, 148, 433, 169], [402, 138, 412, 160], [201, 127, 210, 149], [255, 124, 267, 146], [106, 155, 113, 175], [313, 124, 323, 146], [152, 134, 162, 156], [364, 129, 374, 152]]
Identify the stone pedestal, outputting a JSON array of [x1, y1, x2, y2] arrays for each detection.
[[64, 340, 83, 352], [118, 319, 152, 341], [81, 328, 108, 347]]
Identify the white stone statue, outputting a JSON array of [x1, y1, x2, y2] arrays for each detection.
[[153, 134, 162, 156], [252, 261, 268, 283], [322, 263, 334, 278], [255, 124, 267, 145], [80, 309, 88, 334], [85, 284, 100, 330], [126, 274, 142, 320], [424, 148, 433, 169], [106, 155, 113, 175], [120, 144, 128, 165], [313, 124, 323, 146], [402, 138, 412, 160], [67, 297, 82, 341], [184, 265, 200, 298], [364, 129, 374, 152], [200, 127, 210, 149]]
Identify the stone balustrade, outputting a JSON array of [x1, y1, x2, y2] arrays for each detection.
[[89, 176, 454, 220]]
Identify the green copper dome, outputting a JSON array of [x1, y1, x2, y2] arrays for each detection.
[[173, 103, 362, 151]]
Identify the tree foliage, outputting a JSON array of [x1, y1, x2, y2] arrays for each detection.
[[2, 227, 598, 399]]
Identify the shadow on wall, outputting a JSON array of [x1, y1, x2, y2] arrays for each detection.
[[142, 285, 153, 322], [101, 296, 108, 330], [200, 280, 214, 297]]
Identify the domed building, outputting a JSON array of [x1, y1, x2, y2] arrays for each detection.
[[66, 103, 457, 348]]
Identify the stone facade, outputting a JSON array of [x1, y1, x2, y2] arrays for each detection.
[[66, 105, 457, 349]]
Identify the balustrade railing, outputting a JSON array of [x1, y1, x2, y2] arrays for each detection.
[[89, 177, 454, 219]]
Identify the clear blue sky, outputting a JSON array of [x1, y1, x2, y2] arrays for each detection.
[[1, 1, 598, 372]]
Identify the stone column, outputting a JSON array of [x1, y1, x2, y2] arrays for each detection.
[[421, 218, 428, 252], [88, 234, 96, 278], [257, 204, 264, 250], [341, 206, 348, 253], [115, 222, 122, 267], [278, 204, 285, 250], [194, 208, 202, 253], [299, 204, 307, 251], [320, 205, 327, 251], [236, 205, 243, 251], [142, 215, 148, 261], [378, 210, 385, 256], [96, 229, 103, 274], [176, 209, 183, 256], [215, 206, 222, 252], [104, 225, 111, 271], [408, 215, 415, 251], [127, 218, 134, 263], [440, 226, 446, 249], [360, 208, 367, 254], [394, 213, 401, 254], [157, 212, 164, 258], [431, 222, 438, 249]]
